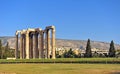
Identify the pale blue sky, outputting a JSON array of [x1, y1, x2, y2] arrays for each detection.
[[0, 0, 120, 44]]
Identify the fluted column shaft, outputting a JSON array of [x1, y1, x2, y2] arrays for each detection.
[[45, 31, 48, 59], [15, 34, 18, 59], [47, 30, 50, 58], [31, 35, 33, 58], [24, 35, 26, 59], [23, 35, 26, 59], [20, 34, 23, 59], [40, 31, 44, 58], [52, 29, 56, 59], [29, 34, 33, 59], [26, 32, 30, 59], [33, 33, 37, 59], [36, 34, 39, 58], [39, 34, 41, 59]]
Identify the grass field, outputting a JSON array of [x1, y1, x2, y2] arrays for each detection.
[[0, 64, 119, 74], [0, 58, 120, 64]]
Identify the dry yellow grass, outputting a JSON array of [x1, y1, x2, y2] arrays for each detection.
[[0, 64, 119, 74]]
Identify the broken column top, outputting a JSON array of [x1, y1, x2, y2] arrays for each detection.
[[15, 25, 55, 35], [46, 25, 55, 29]]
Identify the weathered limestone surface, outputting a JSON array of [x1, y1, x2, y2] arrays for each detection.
[[15, 26, 56, 59], [52, 28, 56, 59], [26, 31, 30, 59], [20, 34, 23, 59], [15, 34, 18, 59]]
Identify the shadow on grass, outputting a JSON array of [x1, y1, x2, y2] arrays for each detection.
[[110, 72, 120, 74]]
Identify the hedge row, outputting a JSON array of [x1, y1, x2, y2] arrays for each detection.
[[0, 58, 120, 64]]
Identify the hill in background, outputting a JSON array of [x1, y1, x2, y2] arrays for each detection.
[[0, 36, 120, 50]]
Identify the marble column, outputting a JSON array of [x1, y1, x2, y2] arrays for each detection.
[[39, 33, 41, 59], [45, 31, 48, 59], [52, 29, 56, 59], [20, 34, 23, 59], [23, 35, 26, 59], [24, 36, 26, 58], [31, 35, 33, 58], [47, 30, 50, 58], [15, 34, 18, 59], [26, 31, 30, 59], [29, 34, 33, 59], [40, 31, 44, 58], [35, 33, 39, 58], [33, 33, 36, 59]]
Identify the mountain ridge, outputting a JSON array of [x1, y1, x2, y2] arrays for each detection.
[[0, 36, 120, 50]]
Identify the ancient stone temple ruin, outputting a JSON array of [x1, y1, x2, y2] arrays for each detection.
[[15, 26, 56, 59]]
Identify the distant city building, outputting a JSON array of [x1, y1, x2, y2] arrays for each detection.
[[56, 47, 109, 57]]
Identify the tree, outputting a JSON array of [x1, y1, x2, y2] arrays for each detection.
[[109, 40, 116, 57], [85, 39, 92, 57], [5, 42, 9, 51], [4, 42, 15, 59], [0, 40, 2, 59], [0, 41, 15, 59], [56, 51, 61, 58], [3, 42, 10, 58], [63, 48, 77, 58]]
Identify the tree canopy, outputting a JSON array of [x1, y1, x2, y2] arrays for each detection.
[[85, 39, 92, 58], [109, 40, 116, 57]]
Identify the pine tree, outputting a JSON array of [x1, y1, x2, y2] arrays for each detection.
[[109, 40, 116, 57], [85, 39, 92, 57]]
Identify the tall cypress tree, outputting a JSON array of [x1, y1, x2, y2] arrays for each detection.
[[109, 40, 116, 57], [85, 39, 92, 57]]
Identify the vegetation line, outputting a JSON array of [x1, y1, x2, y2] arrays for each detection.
[[0, 58, 119, 64]]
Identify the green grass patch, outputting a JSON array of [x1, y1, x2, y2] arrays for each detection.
[[0, 58, 120, 64]]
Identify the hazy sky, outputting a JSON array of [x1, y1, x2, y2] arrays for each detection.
[[0, 0, 120, 44]]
